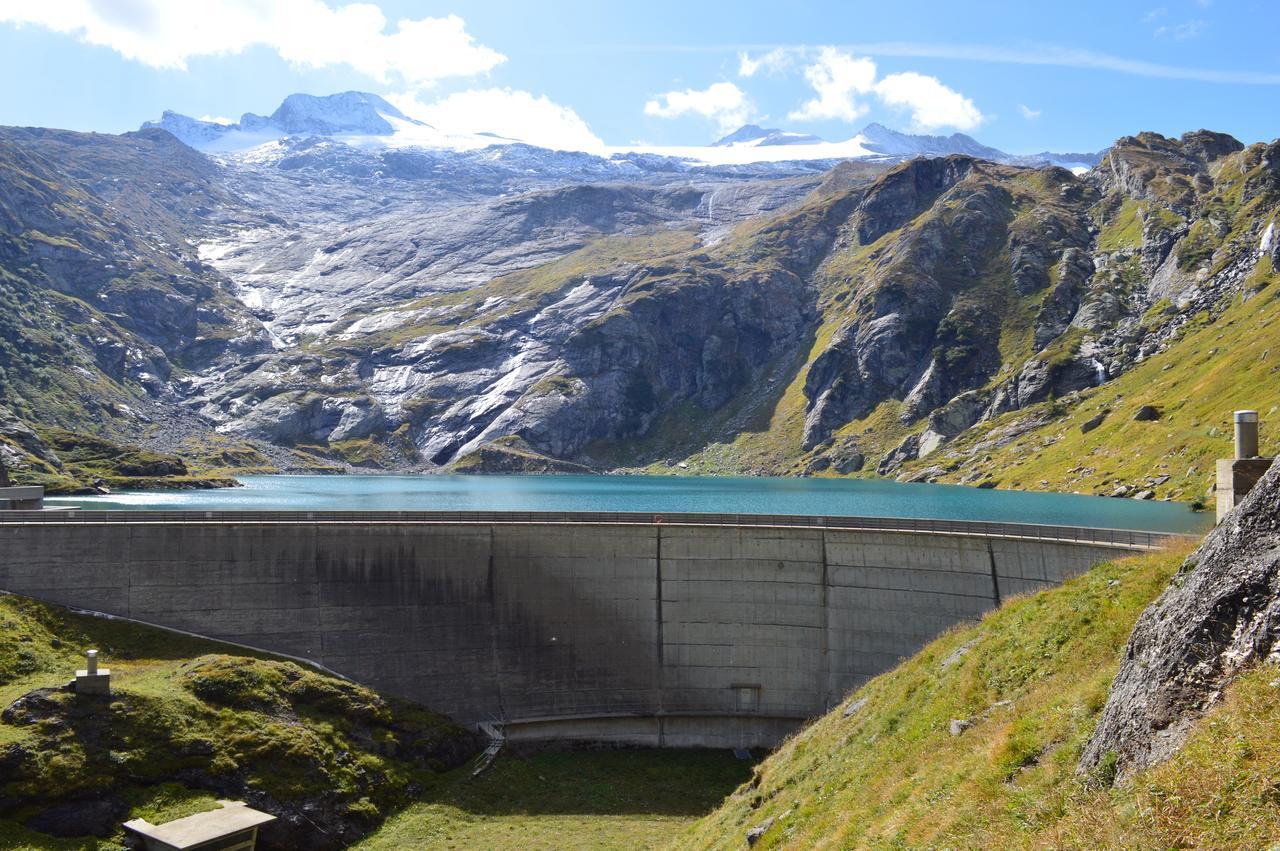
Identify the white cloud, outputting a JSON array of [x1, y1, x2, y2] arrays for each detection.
[[644, 82, 751, 133], [389, 88, 603, 152], [0, 1, 505, 85], [871, 71, 983, 131], [738, 47, 791, 78], [781, 47, 983, 131], [786, 47, 877, 122], [1018, 104, 1042, 120], [814, 41, 1280, 85]]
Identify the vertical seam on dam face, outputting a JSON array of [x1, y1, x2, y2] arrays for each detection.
[[313, 523, 324, 665], [819, 528, 830, 710], [655, 524, 665, 746], [986, 538, 1002, 607], [486, 525, 507, 723]]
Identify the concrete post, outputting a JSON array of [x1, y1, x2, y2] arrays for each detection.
[[76, 648, 111, 696], [1217, 411, 1273, 523], [1235, 410, 1260, 459]]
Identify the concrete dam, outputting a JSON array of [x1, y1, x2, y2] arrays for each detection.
[[0, 511, 1176, 748]]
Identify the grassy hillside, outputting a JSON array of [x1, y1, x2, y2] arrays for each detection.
[[0, 594, 750, 850], [0, 593, 476, 848], [679, 540, 1280, 849]]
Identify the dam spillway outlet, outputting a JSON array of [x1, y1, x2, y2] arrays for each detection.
[[0, 513, 1170, 747]]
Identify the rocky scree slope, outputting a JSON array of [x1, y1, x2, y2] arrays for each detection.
[[0, 127, 283, 490], [874, 131, 1280, 499], [0, 121, 831, 480], [182, 141, 868, 468], [92, 129, 1280, 482]]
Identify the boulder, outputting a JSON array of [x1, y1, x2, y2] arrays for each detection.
[[1133, 405, 1161, 422], [830, 442, 865, 474], [843, 697, 869, 718], [25, 797, 128, 838], [1080, 411, 1108, 434], [0, 405, 61, 469], [1079, 462, 1280, 783], [746, 817, 775, 846], [877, 434, 920, 475]]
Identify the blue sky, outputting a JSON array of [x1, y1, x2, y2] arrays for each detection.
[[1, 0, 1278, 153]]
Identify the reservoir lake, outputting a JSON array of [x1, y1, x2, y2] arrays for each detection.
[[46, 474, 1210, 534]]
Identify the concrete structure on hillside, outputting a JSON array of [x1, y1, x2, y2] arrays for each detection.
[[124, 800, 275, 850], [75, 649, 111, 696], [1216, 410, 1274, 522], [0, 464, 43, 510], [0, 512, 1175, 747]]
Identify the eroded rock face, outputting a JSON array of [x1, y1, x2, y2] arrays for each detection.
[[1079, 460, 1280, 783]]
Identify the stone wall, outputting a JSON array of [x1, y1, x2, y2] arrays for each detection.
[[0, 519, 1132, 747]]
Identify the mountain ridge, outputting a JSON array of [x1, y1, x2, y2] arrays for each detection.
[[0, 113, 1274, 502], [142, 90, 1103, 171]]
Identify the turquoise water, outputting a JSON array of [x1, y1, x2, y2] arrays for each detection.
[[45, 474, 1210, 533]]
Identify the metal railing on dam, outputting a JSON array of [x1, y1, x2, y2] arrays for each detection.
[[0, 509, 1190, 550], [0, 512, 1194, 747]]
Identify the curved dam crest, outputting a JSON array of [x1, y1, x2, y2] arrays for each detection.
[[0, 513, 1175, 747]]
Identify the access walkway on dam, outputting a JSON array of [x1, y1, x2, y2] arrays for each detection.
[[0, 511, 1190, 748]]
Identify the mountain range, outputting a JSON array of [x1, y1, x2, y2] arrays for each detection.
[[145, 91, 1102, 170], [0, 91, 1275, 501]]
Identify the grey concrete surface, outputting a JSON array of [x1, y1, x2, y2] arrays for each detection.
[[0, 518, 1145, 747]]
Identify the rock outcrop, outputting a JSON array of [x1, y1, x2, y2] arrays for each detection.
[[1080, 460, 1280, 783]]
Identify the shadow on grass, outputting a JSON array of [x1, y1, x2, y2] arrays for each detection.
[[433, 748, 757, 817]]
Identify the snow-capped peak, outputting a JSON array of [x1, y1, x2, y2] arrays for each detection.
[[713, 124, 825, 148], [142, 91, 1104, 172], [142, 91, 434, 152]]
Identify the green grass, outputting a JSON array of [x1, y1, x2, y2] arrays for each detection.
[[359, 749, 754, 850], [1096, 199, 1151, 252], [5, 429, 245, 494], [0, 594, 474, 848]]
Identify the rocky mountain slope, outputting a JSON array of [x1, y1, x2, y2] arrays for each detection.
[[1, 107, 1275, 495], [0, 126, 286, 490], [645, 131, 1279, 501]]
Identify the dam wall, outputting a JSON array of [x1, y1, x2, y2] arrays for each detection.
[[0, 513, 1169, 748]]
